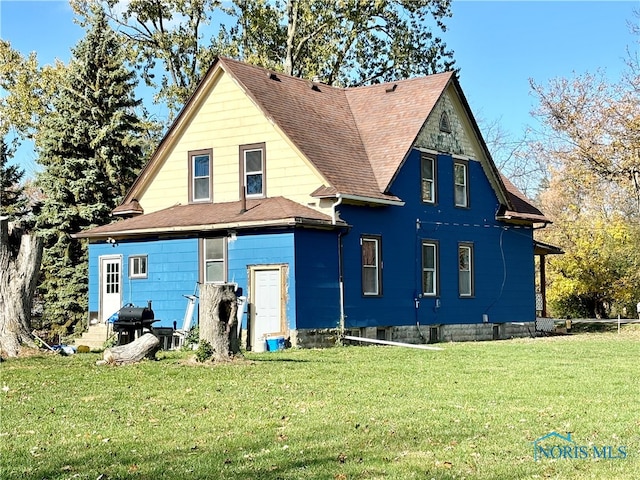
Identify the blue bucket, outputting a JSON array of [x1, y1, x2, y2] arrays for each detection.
[[266, 336, 285, 352]]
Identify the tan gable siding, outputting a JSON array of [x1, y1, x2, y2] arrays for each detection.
[[414, 86, 484, 161], [137, 70, 327, 214]]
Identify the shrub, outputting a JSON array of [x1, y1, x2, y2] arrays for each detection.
[[194, 340, 213, 362]]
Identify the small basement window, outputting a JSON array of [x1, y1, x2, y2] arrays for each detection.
[[129, 255, 148, 279]]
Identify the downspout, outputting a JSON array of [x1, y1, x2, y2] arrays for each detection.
[[331, 194, 346, 334], [331, 193, 343, 225]]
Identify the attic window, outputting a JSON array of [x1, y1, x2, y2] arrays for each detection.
[[439, 111, 452, 133]]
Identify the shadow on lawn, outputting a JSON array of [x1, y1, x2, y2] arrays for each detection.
[[247, 355, 313, 363]]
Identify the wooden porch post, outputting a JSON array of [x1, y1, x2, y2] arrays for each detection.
[[539, 254, 547, 318]]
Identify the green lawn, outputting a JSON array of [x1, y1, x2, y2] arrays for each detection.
[[1, 327, 638, 480]]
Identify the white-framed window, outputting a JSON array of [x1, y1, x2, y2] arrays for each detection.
[[189, 149, 212, 202], [421, 153, 437, 204], [422, 241, 438, 296], [202, 237, 226, 283], [129, 255, 148, 279], [240, 143, 265, 198], [459, 243, 474, 297], [454, 160, 469, 208], [361, 235, 382, 296]]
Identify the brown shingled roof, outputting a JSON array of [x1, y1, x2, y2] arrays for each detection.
[[118, 57, 547, 224], [219, 58, 454, 200], [219, 58, 392, 201], [344, 73, 453, 192], [498, 175, 550, 224], [75, 197, 343, 239]]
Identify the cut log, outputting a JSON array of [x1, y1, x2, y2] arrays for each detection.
[[199, 283, 240, 361], [99, 333, 159, 365]]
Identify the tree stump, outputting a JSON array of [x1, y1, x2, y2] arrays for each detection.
[[98, 332, 159, 365], [199, 283, 240, 361]]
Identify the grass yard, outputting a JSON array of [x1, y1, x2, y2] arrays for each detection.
[[1, 326, 638, 480]]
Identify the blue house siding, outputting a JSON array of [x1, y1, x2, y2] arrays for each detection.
[[90, 232, 300, 331], [338, 149, 535, 329], [228, 231, 297, 330], [293, 229, 341, 330], [88, 238, 199, 327]]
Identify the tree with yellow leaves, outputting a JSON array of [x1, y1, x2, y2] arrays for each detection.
[[531, 15, 640, 318]]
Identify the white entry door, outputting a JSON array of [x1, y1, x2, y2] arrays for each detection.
[[252, 268, 282, 346], [100, 255, 122, 322]]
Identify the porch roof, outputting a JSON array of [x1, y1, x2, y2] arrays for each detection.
[[74, 197, 345, 239], [534, 240, 564, 256]]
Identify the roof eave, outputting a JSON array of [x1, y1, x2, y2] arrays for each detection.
[[496, 212, 552, 225], [534, 240, 564, 255], [311, 191, 404, 206], [73, 216, 346, 240]]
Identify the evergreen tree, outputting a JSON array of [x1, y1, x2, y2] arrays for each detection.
[[35, 6, 146, 332], [0, 138, 29, 222]]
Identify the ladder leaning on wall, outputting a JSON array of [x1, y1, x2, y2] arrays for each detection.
[[173, 284, 199, 349]]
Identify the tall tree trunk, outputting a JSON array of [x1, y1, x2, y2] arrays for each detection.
[[199, 283, 239, 362], [0, 218, 44, 358], [284, 0, 298, 76]]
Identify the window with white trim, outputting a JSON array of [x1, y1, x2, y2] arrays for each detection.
[[458, 243, 474, 297], [202, 237, 226, 283], [454, 160, 469, 208], [189, 149, 213, 202], [422, 241, 438, 296], [421, 154, 437, 204], [361, 235, 382, 296], [129, 255, 148, 279], [240, 143, 265, 198]]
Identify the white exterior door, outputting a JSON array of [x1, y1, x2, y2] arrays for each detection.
[[252, 268, 282, 347], [100, 255, 122, 322]]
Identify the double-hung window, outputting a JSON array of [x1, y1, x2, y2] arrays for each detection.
[[422, 241, 438, 296], [454, 160, 469, 208], [189, 149, 213, 203], [458, 243, 474, 297], [361, 235, 382, 296], [421, 153, 437, 204], [201, 237, 226, 284], [129, 255, 148, 279], [240, 143, 265, 198]]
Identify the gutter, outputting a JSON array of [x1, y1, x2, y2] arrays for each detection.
[[72, 217, 341, 240], [337, 193, 404, 206]]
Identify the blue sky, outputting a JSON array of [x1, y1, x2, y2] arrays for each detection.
[[1, 1, 638, 177]]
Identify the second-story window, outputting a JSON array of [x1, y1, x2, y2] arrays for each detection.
[[240, 143, 266, 198], [454, 160, 469, 208], [421, 153, 437, 204], [188, 149, 213, 203]]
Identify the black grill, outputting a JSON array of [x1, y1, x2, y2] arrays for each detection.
[[113, 302, 157, 345]]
